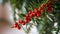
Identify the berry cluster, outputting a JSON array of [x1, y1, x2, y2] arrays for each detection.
[[14, 1, 53, 30], [14, 22, 21, 30]]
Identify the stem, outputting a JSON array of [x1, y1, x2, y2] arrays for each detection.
[[21, 26, 27, 33], [21, 25, 30, 34]]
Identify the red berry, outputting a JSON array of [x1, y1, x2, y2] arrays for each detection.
[[14, 22, 18, 28], [40, 7, 44, 13], [25, 14, 29, 17], [28, 12, 33, 18], [19, 20, 23, 24], [47, 7, 52, 12], [41, 3, 45, 7], [25, 15, 31, 20], [25, 15, 31, 23], [39, 3, 45, 13], [14, 22, 21, 30], [22, 22, 25, 25], [46, 1, 53, 12], [29, 13, 33, 18], [28, 11, 32, 14], [32, 12, 36, 16], [25, 19, 30, 23], [34, 8, 38, 13], [19, 20, 25, 25], [17, 25, 21, 30], [28, 11, 33, 18], [36, 13, 41, 18]]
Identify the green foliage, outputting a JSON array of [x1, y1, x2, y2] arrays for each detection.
[[18, 13, 25, 19], [10, 0, 24, 9]]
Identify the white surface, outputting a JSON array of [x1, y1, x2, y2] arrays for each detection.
[[4, 28, 26, 34]]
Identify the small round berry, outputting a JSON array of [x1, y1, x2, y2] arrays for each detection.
[[24, 19, 30, 23], [46, 1, 53, 12], [19, 20, 23, 24], [28, 11, 32, 14], [29, 13, 33, 18], [22, 22, 25, 25], [41, 3, 45, 7], [14, 22, 18, 28], [28, 11, 34, 18], [36, 13, 41, 18], [19, 20, 25, 25], [40, 7, 44, 13], [17, 25, 21, 30], [34, 8, 38, 13], [32, 12, 36, 16], [25, 15, 31, 20]]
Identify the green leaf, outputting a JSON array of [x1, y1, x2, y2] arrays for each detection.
[[46, 15, 53, 22], [18, 14, 25, 19]]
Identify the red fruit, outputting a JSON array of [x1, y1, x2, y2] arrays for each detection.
[[28, 11, 33, 18], [17, 25, 21, 30], [19, 20, 25, 25], [25, 14, 29, 17], [25, 15, 31, 20], [46, 7, 52, 12], [34, 8, 38, 13], [14, 22, 21, 30], [46, 1, 53, 12], [41, 3, 45, 7], [40, 7, 44, 13], [32, 12, 36, 16], [29, 13, 33, 18], [28, 11, 33, 17], [36, 13, 41, 18], [25, 19, 30, 23], [25, 15, 31, 23], [14, 22, 18, 28], [19, 20, 23, 24], [38, 3, 45, 13], [28, 11, 32, 14], [22, 22, 25, 25]]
